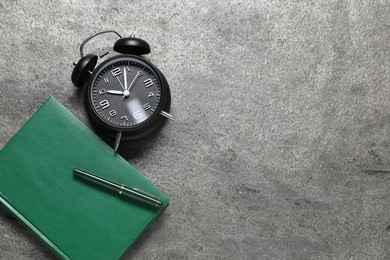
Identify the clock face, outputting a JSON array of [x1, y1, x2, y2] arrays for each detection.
[[87, 56, 162, 130]]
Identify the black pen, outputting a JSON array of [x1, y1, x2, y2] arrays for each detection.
[[73, 168, 162, 208]]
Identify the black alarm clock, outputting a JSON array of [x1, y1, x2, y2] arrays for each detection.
[[71, 31, 173, 151]]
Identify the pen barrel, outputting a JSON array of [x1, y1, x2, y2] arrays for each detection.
[[73, 168, 162, 208], [74, 168, 122, 193], [121, 187, 162, 208]]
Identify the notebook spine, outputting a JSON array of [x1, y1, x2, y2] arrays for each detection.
[[0, 193, 71, 260]]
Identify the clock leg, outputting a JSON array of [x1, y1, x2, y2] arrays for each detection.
[[160, 111, 175, 121], [114, 131, 122, 152]]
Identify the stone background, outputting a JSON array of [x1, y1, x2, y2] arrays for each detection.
[[0, 0, 390, 259]]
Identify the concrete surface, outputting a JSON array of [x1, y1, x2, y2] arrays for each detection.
[[1, 0, 390, 259]]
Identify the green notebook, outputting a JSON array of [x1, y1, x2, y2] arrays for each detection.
[[0, 97, 169, 259]]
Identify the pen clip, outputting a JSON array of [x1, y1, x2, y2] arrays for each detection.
[[132, 188, 160, 200]]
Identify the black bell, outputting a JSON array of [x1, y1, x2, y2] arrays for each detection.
[[113, 37, 150, 55], [71, 54, 98, 87]]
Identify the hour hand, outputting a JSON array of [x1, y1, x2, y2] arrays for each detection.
[[107, 90, 124, 95]]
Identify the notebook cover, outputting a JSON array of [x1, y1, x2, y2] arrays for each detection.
[[0, 96, 169, 260]]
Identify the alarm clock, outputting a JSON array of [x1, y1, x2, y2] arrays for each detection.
[[71, 30, 173, 151]]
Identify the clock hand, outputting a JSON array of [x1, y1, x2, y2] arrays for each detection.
[[116, 77, 125, 90], [123, 67, 128, 91], [107, 89, 130, 98], [127, 73, 138, 91], [107, 90, 124, 95]]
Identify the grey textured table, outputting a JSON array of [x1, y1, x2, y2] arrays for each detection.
[[1, 1, 390, 259]]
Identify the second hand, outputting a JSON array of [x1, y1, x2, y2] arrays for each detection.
[[116, 77, 125, 90]]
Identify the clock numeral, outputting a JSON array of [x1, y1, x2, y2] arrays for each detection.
[[137, 70, 144, 77], [99, 89, 106, 95], [120, 116, 128, 121], [109, 110, 117, 117], [143, 78, 153, 88], [143, 103, 151, 111], [126, 66, 131, 72], [103, 77, 109, 84], [148, 92, 155, 98], [133, 110, 143, 120], [111, 67, 122, 77], [99, 99, 110, 110]]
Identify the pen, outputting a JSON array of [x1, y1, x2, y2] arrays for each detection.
[[73, 168, 162, 208]]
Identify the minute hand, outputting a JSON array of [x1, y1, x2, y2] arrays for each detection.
[[123, 67, 128, 91]]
